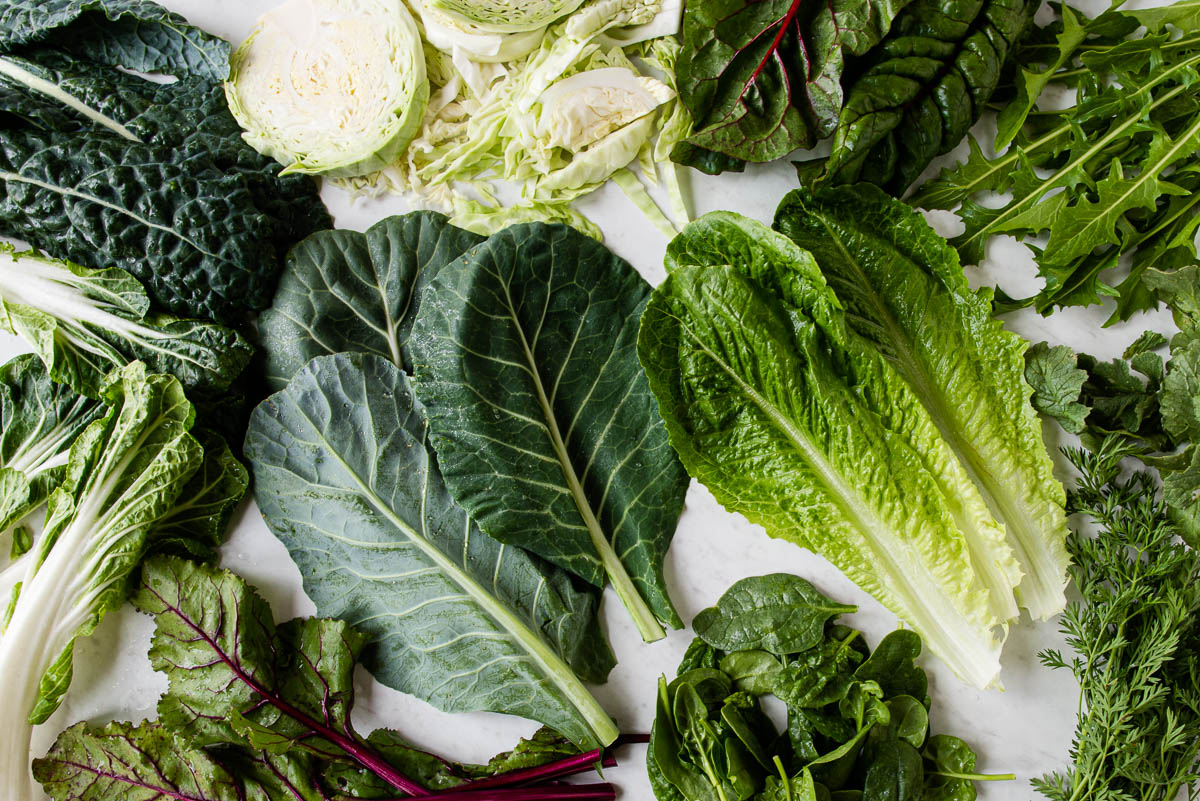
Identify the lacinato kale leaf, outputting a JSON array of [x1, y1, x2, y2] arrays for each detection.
[[0, 1, 330, 323]]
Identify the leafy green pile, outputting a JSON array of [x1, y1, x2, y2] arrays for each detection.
[[0, 0, 330, 322], [912, 2, 1200, 321], [639, 187, 1068, 687], [35, 557, 625, 801], [672, 0, 1033, 195], [250, 213, 687, 743], [0, 361, 247, 798], [1031, 439, 1200, 801], [649, 574, 1009, 801]]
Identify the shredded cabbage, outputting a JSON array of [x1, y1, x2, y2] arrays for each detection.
[[227, 0, 429, 178]]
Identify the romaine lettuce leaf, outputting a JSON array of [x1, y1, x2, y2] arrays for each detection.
[[773, 185, 1069, 620], [638, 262, 1005, 688]]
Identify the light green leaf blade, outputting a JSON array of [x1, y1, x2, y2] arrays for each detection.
[[638, 264, 1003, 688], [670, 210, 1022, 624], [774, 185, 1069, 621], [245, 352, 618, 748], [150, 429, 247, 559], [0, 247, 253, 398], [409, 222, 689, 640], [258, 212, 484, 390]]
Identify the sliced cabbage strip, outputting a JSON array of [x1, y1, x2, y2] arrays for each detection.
[[227, 0, 429, 178], [430, 0, 587, 33]]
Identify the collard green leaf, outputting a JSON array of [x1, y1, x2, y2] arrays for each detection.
[[693, 574, 855, 656], [410, 222, 689, 641], [259, 212, 484, 390], [638, 262, 1004, 689], [817, 0, 1034, 193], [0, 247, 253, 398], [0, 353, 102, 531], [774, 185, 1068, 621], [245, 352, 617, 748], [673, 0, 912, 166], [33, 721, 241, 801], [0, 0, 231, 80], [1024, 343, 1089, 434]]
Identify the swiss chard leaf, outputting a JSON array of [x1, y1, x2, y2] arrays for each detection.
[[0, 247, 253, 399], [815, 0, 1035, 193], [244, 352, 618, 748], [774, 185, 1067, 621], [33, 720, 241, 801], [259, 212, 484, 390], [693, 574, 856, 656], [149, 429, 247, 559], [409, 222, 689, 641], [673, 0, 912, 166]]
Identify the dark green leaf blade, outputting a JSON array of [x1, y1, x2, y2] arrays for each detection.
[[259, 212, 484, 390], [149, 429, 248, 557], [410, 222, 689, 638], [33, 721, 241, 801], [1025, 342, 1089, 434], [692, 573, 855, 655], [244, 352, 618, 747]]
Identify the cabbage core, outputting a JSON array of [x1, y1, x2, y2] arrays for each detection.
[[227, 0, 429, 178]]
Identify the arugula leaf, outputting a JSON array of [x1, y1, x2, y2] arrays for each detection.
[[410, 222, 689, 641], [673, 0, 912, 167], [692, 574, 856, 656], [816, 0, 1035, 193], [0, 246, 253, 398], [245, 352, 618, 748], [639, 261, 1004, 688], [33, 721, 241, 801], [774, 185, 1068, 620], [259, 212, 484, 390]]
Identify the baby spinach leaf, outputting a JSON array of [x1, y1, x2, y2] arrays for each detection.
[[673, 0, 912, 167], [259, 212, 484, 390], [854, 631, 927, 703], [774, 185, 1067, 621], [862, 739, 924, 801], [245, 352, 617, 748], [33, 720, 241, 801], [410, 222, 689, 641], [693, 574, 855, 656]]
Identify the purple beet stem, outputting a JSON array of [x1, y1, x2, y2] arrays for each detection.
[[389, 785, 616, 801], [454, 749, 607, 791]]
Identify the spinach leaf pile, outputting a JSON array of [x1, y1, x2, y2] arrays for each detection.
[[0, 0, 331, 323], [912, 3, 1200, 321], [649, 574, 1008, 801]]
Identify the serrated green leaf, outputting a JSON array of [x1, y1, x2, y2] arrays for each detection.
[[409, 222, 689, 640], [774, 186, 1067, 620], [0, 247, 253, 398], [149, 429, 247, 558], [638, 262, 1004, 688], [33, 721, 240, 801], [258, 212, 484, 390], [1025, 342, 1089, 434], [245, 352, 618, 748]]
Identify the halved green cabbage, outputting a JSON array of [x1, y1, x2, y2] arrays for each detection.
[[430, 0, 587, 33], [226, 0, 429, 178]]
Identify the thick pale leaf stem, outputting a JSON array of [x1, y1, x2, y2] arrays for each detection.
[[504, 297, 666, 643], [0, 57, 142, 143]]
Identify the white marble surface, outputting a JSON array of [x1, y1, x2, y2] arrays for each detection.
[[5, 0, 1180, 797]]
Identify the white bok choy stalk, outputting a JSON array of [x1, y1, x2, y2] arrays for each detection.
[[227, 0, 429, 178], [0, 363, 206, 801]]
